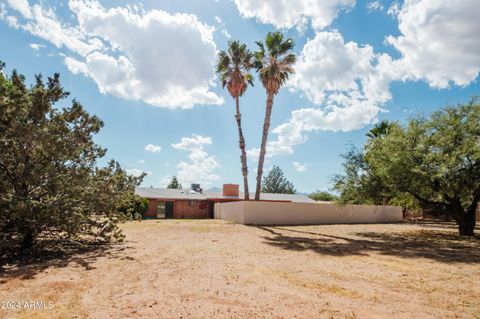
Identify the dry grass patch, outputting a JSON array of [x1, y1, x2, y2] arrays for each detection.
[[1, 220, 479, 318]]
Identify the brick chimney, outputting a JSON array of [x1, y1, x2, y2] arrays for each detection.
[[223, 184, 239, 197]]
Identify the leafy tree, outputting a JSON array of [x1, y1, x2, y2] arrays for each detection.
[[333, 144, 421, 217], [261, 166, 296, 194], [116, 191, 149, 221], [309, 191, 337, 202], [333, 144, 396, 205], [166, 176, 182, 189], [216, 41, 254, 200], [335, 99, 480, 236], [253, 32, 296, 200], [0, 65, 143, 251]]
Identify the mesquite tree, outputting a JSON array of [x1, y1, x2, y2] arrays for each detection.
[[335, 99, 480, 236]]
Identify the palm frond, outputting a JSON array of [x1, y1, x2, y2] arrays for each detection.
[[215, 40, 254, 98], [254, 32, 296, 95]]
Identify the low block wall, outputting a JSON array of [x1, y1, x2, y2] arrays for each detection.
[[215, 201, 403, 225]]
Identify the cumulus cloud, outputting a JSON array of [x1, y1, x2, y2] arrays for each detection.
[[171, 135, 220, 187], [2, 0, 223, 109], [293, 162, 308, 172], [386, 0, 480, 88], [250, 30, 401, 159], [233, 0, 355, 30], [289, 30, 396, 108], [254, 0, 480, 160], [23, 4, 103, 56], [63, 56, 89, 75], [145, 144, 162, 153], [6, 0, 31, 19], [366, 1, 384, 12]]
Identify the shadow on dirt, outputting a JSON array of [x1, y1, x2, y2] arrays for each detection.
[[257, 225, 480, 264], [0, 239, 134, 282]]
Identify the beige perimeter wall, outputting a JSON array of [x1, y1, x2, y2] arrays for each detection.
[[214, 201, 403, 225]]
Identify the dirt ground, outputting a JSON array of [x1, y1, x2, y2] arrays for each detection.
[[1, 220, 480, 319]]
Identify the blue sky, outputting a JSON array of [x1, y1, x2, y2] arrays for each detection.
[[1, 0, 479, 193]]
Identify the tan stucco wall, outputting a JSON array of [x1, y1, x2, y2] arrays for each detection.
[[215, 201, 403, 225]]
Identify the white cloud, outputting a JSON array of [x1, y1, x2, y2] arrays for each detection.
[[289, 30, 394, 108], [144, 144, 162, 153], [29, 42, 46, 50], [214, 15, 231, 38], [257, 1, 480, 160], [367, 1, 383, 12], [171, 134, 220, 187], [64, 56, 88, 75], [126, 168, 152, 177], [138, 160, 145, 164], [233, 0, 355, 30], [5, 15, 19, 28], [22, 4, 103, 56], [159, 174, 173, 188], [387, 1, 400, 17], [387, 0, 480, 88], [249, 30, 405, 159], [293, 162, 308, 172], [171, 134, 213, 151], [3, 0, 223, 109], [7, 0, 32, 19]]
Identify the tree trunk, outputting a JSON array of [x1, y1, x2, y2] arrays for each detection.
[[255, 93, 274, 200], [458, 203, 476, 236], [20, 228, 37, 250], [235, 96, 249, 200]]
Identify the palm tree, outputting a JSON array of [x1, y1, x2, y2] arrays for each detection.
[[216, 41, 254, 200], [366, 120, 391, 140], [253, 32, 296, 200]]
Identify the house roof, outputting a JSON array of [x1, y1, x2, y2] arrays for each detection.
[[135, 187, 314, 203], [135, 187, 206, 200]]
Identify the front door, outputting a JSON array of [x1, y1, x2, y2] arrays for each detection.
[[156, 201, 166, 218], [165, 201, 174, 219]]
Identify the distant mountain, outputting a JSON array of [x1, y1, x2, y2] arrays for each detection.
[[207, 186, 222, 193], [296, 191, 311, 197]]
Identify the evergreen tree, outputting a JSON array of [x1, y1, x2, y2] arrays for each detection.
[[167, 176, 182, 189], [261, 166, 296, 194], [0, 64, 143, 251]]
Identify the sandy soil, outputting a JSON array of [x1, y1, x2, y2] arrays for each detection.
[[1, 220, 480, 319]]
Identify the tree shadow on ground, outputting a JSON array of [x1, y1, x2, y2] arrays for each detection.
[[257, 226, 480, 264], [0, 239, 134, 282], [405, 220, 459, 230]]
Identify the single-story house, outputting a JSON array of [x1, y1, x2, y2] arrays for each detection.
[[135, 184, 314, 219]]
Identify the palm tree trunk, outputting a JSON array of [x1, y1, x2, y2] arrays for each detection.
[[255, 93, 274, 200], [235, 96, 249, 200]]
